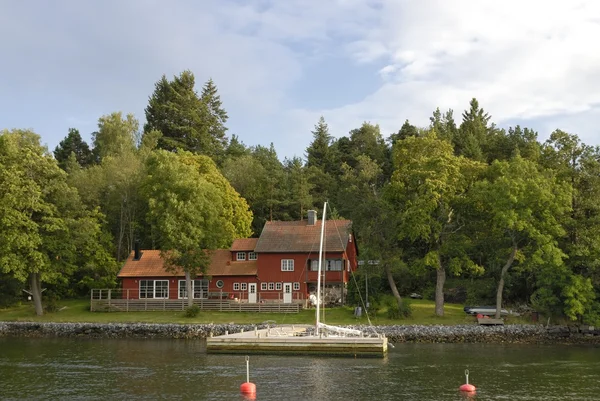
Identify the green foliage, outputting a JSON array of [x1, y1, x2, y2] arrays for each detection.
[[144, 71, 228, 162], [380, 295, 412, 319], [53, 128, 93, 170], [184, 304, 201, 318]]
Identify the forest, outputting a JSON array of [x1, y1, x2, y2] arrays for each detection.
[[1, 70, 599, 323]]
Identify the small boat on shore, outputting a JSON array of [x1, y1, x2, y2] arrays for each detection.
[[464, 306, 509, 316]]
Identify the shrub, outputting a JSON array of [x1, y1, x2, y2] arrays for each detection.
[[380, 294, 412, 319], [184, 305, 201, 318]]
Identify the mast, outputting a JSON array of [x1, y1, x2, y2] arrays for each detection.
[[315, 201, 327, 335]]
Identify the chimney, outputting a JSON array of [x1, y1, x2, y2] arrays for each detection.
[[133, 240, 141, 260], [307, 210, 317, 225]]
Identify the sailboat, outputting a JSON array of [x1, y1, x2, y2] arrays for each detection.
[[314, 202, 363, 337], [206, 202, 388, 357]]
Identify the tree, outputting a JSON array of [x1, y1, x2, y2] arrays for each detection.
[[339, 154, 407, 312], [456, 98, 491, 161], [469, 155, 571, 319], [144, 71, 228, 162], [388, 131, 482, 316], [92, 112, 139, 162], [143, 150, 252, 306], [389, 119, 419, 145], [0, 129, 117, 315], [53, 128, 93, 170], [200, 78, 229, 163], [284, 156, 314, 220], [306, 116, 333, 170]]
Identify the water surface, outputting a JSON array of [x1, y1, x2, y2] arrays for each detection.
[[0, 338, 598, 400]]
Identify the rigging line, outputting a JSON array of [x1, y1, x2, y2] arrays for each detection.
[[330, 211, 379, 336]]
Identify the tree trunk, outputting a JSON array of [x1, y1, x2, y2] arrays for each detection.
[[185, 270, 194, 308], [495, 242, 518, 319], [30, 272, 44, 316], [384, 264, 403, 309], [435, 266, 446, 317]]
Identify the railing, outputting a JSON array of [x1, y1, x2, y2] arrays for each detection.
[[90, 289, 302, 313]]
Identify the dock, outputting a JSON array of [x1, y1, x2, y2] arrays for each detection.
[[206, 325, 388, 358]]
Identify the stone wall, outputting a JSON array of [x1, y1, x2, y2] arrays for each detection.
[[1, 321, 599, 344]]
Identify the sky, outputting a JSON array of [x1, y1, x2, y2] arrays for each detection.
[[1, 0, 599, 160]]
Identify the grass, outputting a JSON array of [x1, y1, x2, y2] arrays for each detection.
[[0, 298, 531, 326]]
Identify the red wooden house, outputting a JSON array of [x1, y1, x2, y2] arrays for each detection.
[[117, 210, 359, 305]]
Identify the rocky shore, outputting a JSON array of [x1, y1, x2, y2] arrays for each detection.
[[1, 321, 599, 344]]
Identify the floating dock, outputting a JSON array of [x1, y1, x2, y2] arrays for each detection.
[[206, 325, 388, 358]]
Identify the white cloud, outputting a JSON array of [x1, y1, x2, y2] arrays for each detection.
[[303, 0, 600, 146], [1, 0, 600, 159]]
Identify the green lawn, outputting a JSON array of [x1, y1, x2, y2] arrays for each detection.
[[0, 298, 532, 325]]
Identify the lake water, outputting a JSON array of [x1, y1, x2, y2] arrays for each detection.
[[0, 337, 599, 400]]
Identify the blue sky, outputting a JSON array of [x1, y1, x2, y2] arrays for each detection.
[[1, 0, 599, 160]]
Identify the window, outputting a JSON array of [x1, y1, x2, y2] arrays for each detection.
[[276, 282, 282, 291], [216, 280, 224, 289], [248, 252, 258, 260], [327, 259, 343, 271], [268, 282, 275, 290], [310, 260, 319, 271], [178, 280, 209, 299], [241, 283, 248, 291], [139, 280, 169, 299], [281, 259, 294, 271], [233, 283, 240, 291], [236, 252, 246, 261], [293, 282, 300, 291], [261, 283, 267, 291]]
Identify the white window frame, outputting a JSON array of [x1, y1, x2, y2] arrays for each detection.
[[293, 282, 300, 291], [140, 280, 169, 299], [310, 259, 319, 271], [241, 283, 248, 291], [236, 252, 246, 261], [178, 279, 209, 299], [248, 252, 258, 260], [261, 282, 267, 291], [233, 283, 240, 291], [276, 282, 282, 291], [281, 259, 294, 271], [268, 282, 275, 290]]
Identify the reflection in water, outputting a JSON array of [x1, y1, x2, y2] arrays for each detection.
[[0, 339, 599, 400]]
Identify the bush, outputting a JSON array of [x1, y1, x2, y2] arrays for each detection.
[[184, 305, 200, 318], [44, 295, 59, 313], [380, 294, 412, 319]]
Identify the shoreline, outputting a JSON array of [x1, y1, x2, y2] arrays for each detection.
[[1, 321, 599, 344]]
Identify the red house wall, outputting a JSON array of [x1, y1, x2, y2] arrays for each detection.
[[120, 276, 258, 300]]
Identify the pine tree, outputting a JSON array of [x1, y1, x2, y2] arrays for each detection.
[[53, 128, 93, 170]]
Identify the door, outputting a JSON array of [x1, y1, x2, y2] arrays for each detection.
[[248, 283, 257, 304], [283, 283, 292, 304]]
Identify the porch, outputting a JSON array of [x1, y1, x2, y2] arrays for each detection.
[[90, 289, 303, 313]]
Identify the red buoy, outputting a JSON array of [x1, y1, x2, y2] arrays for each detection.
[[459, 369, 476, 393], [240, 382, 256, 397], [240, 356, 256, 399]]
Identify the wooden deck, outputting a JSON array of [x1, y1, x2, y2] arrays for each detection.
[[478, 318, 505, 325], [206, 325, 388, 358], [90, 298, 301, 313]]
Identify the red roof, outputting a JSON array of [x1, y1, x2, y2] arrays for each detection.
[[254, 219, 352, 253], [118, 249, 257, 278], [231, 238, 258, 251]]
